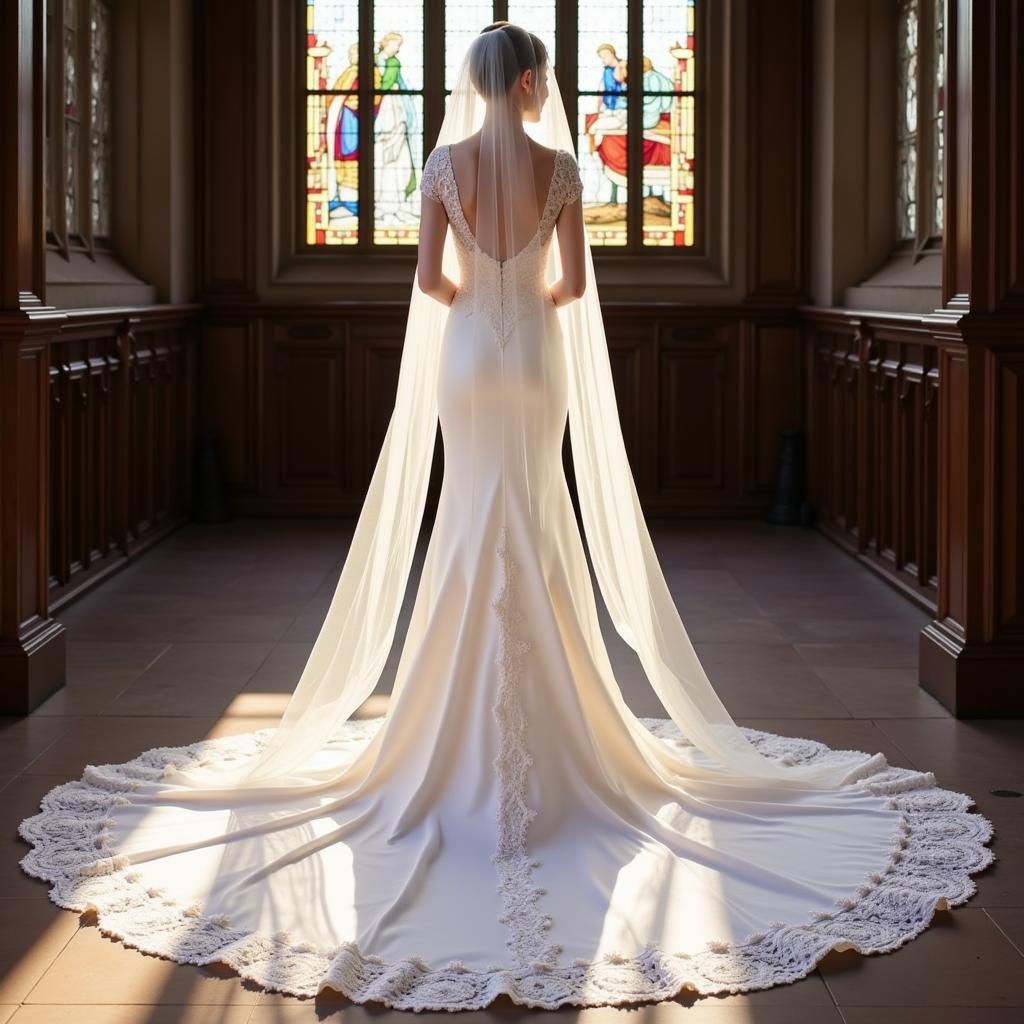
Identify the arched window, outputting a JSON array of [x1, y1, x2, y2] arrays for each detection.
[[45, 0, 113, 260], [302, 0, 700, 253], [895, 0, 945, 253]]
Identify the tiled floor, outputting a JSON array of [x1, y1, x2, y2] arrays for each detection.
[[3, 517, 1021, 1023]]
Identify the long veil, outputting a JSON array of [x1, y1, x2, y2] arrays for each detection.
[[170, 29, 884, 793]]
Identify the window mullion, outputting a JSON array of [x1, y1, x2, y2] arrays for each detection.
[[82, 0, 95, 259], [358, 0, 373, 250], [916, 0, 934, 255], [51, 0, 69, 257], [626, 0, 643, 250], [425, 0, 443, 153]]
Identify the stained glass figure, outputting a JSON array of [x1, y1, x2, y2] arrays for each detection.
[[641, 0, 696, 247], [306, 1, 361, 244]]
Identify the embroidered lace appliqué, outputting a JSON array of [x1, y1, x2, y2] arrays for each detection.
[[490, 525, 561, 971], [422, 144, 583, 348], [19, 716, 995, 1012]]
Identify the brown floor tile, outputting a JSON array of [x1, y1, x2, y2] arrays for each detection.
[[693, 643, 851, 718], [792, 641, 919, 669], [240, 643, 315, 694], [169, 613, 296, 644], [0, 900, 80, 1003], [24, 717, 219, 775], [986, 908, 1024, 956], [32, 667, 152, 717], [25, 924, 261, 1006], [65, 642, 171, 670], [103, 642, 275, 718], [818, 908, 1024, 1007], [9, 1006, 253, 1024], [841, 1011, 1024, 1023], [0, 718, 78, 775], [251, 997, 845, 1022], [813, 666, 952, 719], [873, 720, 1024, 785]]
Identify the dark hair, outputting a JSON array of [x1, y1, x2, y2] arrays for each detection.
[[470, 21, 548, 100]]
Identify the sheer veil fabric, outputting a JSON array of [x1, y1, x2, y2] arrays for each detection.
[[158, 30, 878, 797], [19, 23, 995, 1013]]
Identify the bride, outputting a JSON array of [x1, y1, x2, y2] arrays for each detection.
[[20, 21, 993, 1012]]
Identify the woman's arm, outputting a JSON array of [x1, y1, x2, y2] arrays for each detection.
[[548, 190, 586, 307], [416, 194, 459, 307]]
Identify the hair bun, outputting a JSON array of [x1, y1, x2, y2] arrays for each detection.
[[470, 22, 548, 100]]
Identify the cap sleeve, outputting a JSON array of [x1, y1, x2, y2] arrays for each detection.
[[420, 145, 445, 203], [565, 151, 581, 205], [556, 149, 584, 207]]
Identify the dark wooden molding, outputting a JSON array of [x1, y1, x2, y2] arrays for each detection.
[[195, 0, 260, 303], [46, 305, 201, 614], [917, 0, 1024, 715], [745, 0, 811, 303], [799, 306, 942, 614], [0, 0, 66, 713]]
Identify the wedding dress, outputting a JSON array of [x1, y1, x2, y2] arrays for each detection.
[[19, 24, 994, 1013]]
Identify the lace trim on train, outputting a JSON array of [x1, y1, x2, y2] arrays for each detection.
[[490, 525, 562, 970], [19, 717, 995, 1012]]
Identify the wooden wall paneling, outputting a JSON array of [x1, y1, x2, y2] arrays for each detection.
[[47, 310, 199, 613], [651, 319, 745, 514], [200, 320, 261, 500], [0, 0, 66, 712], [919, 0, 1024, 713], [265, 319, 352, 505], [800, 310, 942, 614], [747, 323, 802, 494]]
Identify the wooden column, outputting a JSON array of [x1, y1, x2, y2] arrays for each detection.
[[0, 0, 67, 712], [920, 0, 1024, 714]]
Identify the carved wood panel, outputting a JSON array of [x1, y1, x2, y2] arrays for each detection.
[[48, 311, 198, 610], [804, 312, 942, 611]]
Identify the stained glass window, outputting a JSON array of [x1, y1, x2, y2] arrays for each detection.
[[90, 0, 112, 238], [304, 1, 700, 252], [931, 0, 945, 236], [896, 0, 918, 240], [45, 0, 113, 255], [895, 0, 944, 248], [305, 2, 362, 245], [641, 0, 695, 247], [576, 1, 629, 247]]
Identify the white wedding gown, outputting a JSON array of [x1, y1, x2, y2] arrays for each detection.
[[20, 144, 994, 1012]]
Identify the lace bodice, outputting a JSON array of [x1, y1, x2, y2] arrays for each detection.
[[420, 143, 584, 346]]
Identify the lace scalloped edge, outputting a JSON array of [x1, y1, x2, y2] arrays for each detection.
[[18, 715, 996, 1013]]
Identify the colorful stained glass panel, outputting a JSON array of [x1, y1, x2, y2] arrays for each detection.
[[445, 3, 494, 91], [507, 1, 556, 77], [897, 0, 919, 239], [932, 0, 944, 235], [577, 0, 627, 94], [577, 96, 628, 247], [306, 0, 361, 244], [373, 93, 424, 244], [90, 0, 111, 238], [306, 1, 359, 96], [641, 0, 696, 246], [306, 93, 360, 245], [373, 0, 424, 92]]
